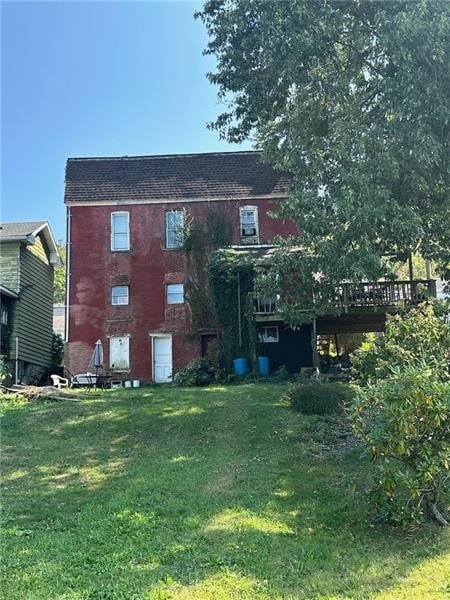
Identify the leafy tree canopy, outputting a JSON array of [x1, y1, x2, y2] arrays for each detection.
[[197, 0, 450, 323], [54, 244, 66, 304]]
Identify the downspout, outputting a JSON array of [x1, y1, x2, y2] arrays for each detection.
[[65, 205, 71, 343], [237, 272, 242, 348], [15, 336, 19, 384]]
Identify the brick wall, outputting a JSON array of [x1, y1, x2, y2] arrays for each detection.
[[67, 198, 296, 381]]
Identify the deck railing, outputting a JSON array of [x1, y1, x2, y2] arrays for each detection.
[[254, 280, 437, 314]]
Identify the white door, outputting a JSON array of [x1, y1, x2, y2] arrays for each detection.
[[153, 336, 172, 383]]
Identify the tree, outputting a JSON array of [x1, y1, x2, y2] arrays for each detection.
[[54, 244, 66, 304], [197, 0, 450, 324]]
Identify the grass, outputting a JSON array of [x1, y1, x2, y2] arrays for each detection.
[[1, 383, 449, 600]]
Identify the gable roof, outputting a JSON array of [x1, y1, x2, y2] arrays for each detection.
[[65, 151, 291, 204], [0, 221, 47, 239], [0, 221, 62, 266]]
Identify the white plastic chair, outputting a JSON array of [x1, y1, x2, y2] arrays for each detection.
[[51, 374, 69, 389]]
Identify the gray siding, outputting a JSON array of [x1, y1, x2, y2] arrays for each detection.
[[0, 242, 21, 293], [9, 237, 54, 367]]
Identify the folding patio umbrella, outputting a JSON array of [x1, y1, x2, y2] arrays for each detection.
[[88, 339, 104, 378]]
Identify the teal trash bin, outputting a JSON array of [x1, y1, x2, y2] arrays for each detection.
[[258, 356, 270, 376], [233, 358, 249, 376]]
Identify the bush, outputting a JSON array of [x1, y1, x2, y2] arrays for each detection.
[[51, 333, 64, 367], [173, 358, 218, 386], [23, 365, 47, 386], [288, 381, 354, 415], [0, 355, 11, 386], [271, 365, 291, 381], [349, 367, 450, 525], [352, 302, 450, 384]]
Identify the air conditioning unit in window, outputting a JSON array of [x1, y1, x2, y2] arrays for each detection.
[[242, 227, 256, 237]]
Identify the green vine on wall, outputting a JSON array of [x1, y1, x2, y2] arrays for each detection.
[[208, 248, 258, 370], [183, 207, 233, 332]]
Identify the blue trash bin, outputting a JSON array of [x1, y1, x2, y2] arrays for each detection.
[[258, 356, 270, 376], [233, 358, 249, 376]]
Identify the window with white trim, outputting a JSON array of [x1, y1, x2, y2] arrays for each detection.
[[239, 206, 259, 241], [111, 212, 130, 251], [111, 286, 129, 305], [1, 308, 8, 325], [167, 283, 184, 304], [109, 336, 130, 370], [258, 326, 279, 343], [165, 210, 185, 249]]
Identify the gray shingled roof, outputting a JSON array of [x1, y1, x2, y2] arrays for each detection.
[[0, 221, 47, 239], [65, 151, 291, 203]]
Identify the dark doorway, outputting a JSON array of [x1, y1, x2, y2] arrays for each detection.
[[201, 334, 218, 358]]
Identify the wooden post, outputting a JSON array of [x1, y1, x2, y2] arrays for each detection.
[[334, 333, 340, 360], [311, 317, 319, 369], [408, 253, 414, 281], [426, 258, 432, 280]]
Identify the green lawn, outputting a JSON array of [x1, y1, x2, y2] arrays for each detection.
[[1, 384, 449, 600]]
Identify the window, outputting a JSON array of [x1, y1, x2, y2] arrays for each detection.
[[167, 283, 184, 304], [111, 286, 129, 305], [239, 206, 259, 240], [111, 212, 130, 251], [109, 336, 130, 370], [165, 210, 185, 249], [1, 308, 7, 325], [258, 326, 279, 343]]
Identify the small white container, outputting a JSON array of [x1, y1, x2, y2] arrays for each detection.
[[133, 379, 140, 388], [124, 380, 132, 388]]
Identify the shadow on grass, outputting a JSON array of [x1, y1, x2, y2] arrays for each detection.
[[1, 384, 448, 599]]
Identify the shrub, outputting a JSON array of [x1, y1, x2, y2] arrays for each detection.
[[173, 358, 217, 386], [288, 381, 354, 415], [51, 333, 64, 367], [352, 302, 450, 384], [23, 365, 47, 386], [271, 365, 291, 381], [0, 355, 11, 386], [349, 367, 450, 525]]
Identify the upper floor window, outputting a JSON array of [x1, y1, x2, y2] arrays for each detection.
[[165, 210, 185, 249], [111, 212, 130, 251], [167, 283, 184, 304], [111, 286, 129, 305], [239, 206, 259, 241]]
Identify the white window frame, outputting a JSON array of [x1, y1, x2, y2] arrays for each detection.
[[111, 212, 130, 251], [165, 210, 185, 249], [111, 285, 129, 306], [167, 283, 184, 304], [258, 325, 279, 343], [239, 206, 259, 240], [109, 335, 130, 370]]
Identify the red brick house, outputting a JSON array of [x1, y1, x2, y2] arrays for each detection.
[[64, 151, 300, 382], [65, 150, 437, 382]]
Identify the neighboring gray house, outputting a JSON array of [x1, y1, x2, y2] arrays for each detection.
[[0, 222, 61, 383]]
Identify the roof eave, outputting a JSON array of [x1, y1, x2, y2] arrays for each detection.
[[0, 285, 19, 299]]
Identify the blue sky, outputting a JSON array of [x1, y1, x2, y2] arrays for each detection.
[[1, 1, 250, 241]]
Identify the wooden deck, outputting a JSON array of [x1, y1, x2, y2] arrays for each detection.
[[255, 279, 437, 318]]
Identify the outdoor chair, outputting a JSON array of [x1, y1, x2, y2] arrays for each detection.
[[50, 374, 69, 389]]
